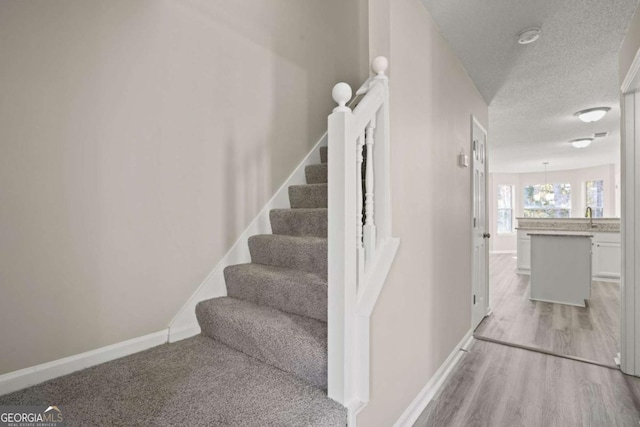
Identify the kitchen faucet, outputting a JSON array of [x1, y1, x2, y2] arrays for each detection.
[[585, 207, 594, 228]]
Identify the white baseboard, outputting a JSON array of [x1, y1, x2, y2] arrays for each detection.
[[168, 134, 328, 340], [168, 324, 201, 343], [489, 250, 517, 254], [393, 330, 474, 427], [0, 330, 168, 397]]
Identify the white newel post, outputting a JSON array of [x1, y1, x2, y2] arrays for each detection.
[[328, 82, 357, 405]]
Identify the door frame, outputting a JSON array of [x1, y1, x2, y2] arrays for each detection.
[[620, 49, 640, 376], [471, 115, 490, 329]]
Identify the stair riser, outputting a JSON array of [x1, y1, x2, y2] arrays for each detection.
[[305, 164, 328, 184], [249, 236, 327, 280], [270, 209, 328, 238], [196, 298, 327, 389], [225, 265, 327, 322], [289, 185, 327, 209]]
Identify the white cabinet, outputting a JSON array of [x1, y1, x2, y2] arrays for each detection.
[[516, 232, 531, 273], [530, 234, 592, 307], [592, 233, 621, 280]]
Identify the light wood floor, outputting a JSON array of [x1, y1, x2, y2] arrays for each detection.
[[474, 253, 619, 366], [414, 340, 640, 426]]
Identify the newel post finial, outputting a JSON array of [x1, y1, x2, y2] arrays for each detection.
[[371, 56, 388, 78], [332, 82, 352, 112]]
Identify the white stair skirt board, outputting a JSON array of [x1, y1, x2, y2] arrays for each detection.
[[0, 330, 168, 397], [393, 330, 474, 427], [168, 134, 327, 342]]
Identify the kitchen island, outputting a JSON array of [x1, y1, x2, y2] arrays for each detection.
[[529, 232, 593, 307], [515, 218, 621, 282]]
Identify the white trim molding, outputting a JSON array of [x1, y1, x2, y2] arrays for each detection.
[[168, 134, 328, 342], [0, 330, 168, 396], [620, 46, 640, 377], [393, 331, 474, 427], [489, 250, 517, 255], [621, 47, 640, 93]]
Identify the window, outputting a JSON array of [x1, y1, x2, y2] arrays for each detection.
[[523, 183, 571, 218], [586, 180, 604, 217], [497, 185, 514, 234]]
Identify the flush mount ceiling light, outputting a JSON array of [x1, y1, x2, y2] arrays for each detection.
[[518, 27, 541, 45], [570, 138, 594, 148], [574, 107, 611, 123]]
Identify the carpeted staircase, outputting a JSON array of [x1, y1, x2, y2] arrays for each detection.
[[196, 146, 333, 388], [0, 146, 344, 427]]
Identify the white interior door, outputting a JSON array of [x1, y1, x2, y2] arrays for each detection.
[[471, 117, 489, 330]]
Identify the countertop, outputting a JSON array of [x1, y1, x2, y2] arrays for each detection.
[[516, 218, 620, 233], [527, 231, 594, 237], [516, 227, 617, 233]]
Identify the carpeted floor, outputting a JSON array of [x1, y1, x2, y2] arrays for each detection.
[[0, 336, 346, 426]]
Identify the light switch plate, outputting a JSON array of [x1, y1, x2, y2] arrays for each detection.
[[459, 152, 469, 168]]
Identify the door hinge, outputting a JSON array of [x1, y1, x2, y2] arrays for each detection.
[[473, 295, 476, 305], [473, 217, 477, 228]]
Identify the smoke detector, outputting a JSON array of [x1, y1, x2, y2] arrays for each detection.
[[518, 27, 541, 45]]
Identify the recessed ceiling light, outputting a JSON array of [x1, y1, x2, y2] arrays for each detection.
[[518, 27, 541, 45], [570, 138, 594, 148], [574, 107, 611, 123]]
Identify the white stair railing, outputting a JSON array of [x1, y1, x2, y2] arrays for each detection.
[[328, 57, 397, 408]]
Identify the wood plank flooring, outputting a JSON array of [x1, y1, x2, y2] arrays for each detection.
[[414, 340, 640, 427], [475, 254, 619, 366]]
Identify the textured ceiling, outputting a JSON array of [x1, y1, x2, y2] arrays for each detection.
[[421, 0, 639, 173]]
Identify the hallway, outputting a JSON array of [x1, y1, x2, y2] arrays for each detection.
[[413, 339, 640, 426]]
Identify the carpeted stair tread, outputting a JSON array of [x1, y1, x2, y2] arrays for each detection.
[[0, 336, 346, 426], [289, 183, 327, 209], [249, 234, 327, 280], [225, 263, 327, 321], [270, 208, 328, 238], [196, 297, 327, 389], [320, 146, 327, 163], [305, 164, 328, 184]]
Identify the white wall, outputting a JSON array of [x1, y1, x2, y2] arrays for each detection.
[[357, 0, 489, 425], [0, 0, 367, 375], [488, 164, 618, 252]]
